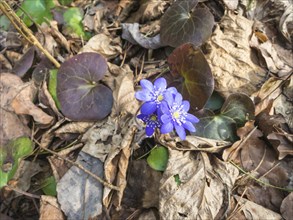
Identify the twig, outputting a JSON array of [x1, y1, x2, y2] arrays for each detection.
[[229, 161, 293, 192], [4, 185, 41, 199], [38, 146, 120, 191], [0, 1, 60, 68]]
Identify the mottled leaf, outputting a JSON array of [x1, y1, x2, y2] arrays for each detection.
[[221, 93, 255, 127], [160, 0, 214, 47], [57, 52, 113, 121], [0, 137, 34, 188], [147, 146, 169, 171], [168, 43, 214, 110], [194, 115, 238, 142]]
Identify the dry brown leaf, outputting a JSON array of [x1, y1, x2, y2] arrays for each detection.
[[0, 73, 31, 145], [205, 11, 266, 98], [0, 54, 12, 70], [49, 21, 70, 53], [268, 132, 293, 159], [37, 23, 58, 56], [55, 122, 94, 137], [273, 93, 293, 131], [250, 33, 292, 77], [159, 150, 238, 219], [281, 192, 293, 220], [82, 3, 108, 32], [39, 195, 64, 220], [127, 0, 167, 23], [11, 81, 54, 125], [233, 196, 282, 219], [111, 70, 140, 117], [80, 33, 122, 59]]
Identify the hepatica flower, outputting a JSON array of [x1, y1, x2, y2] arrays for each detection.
[[160, 93, 199, 140], [135, 77, 199, 139], [135, 77, 177, 115]]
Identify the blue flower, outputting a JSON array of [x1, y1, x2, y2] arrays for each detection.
[[135, 77, 177, 115], [160, 92, 199, 140], [137, 111, 162, 136]]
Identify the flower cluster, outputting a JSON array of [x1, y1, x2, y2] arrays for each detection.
[[135, 77, 199, 140]]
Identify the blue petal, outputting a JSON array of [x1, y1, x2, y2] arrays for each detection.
[[137, 114, 146, 121], [161, 114, 171, 123], [135, 90, 151, 101], [183, 121, 195, 132], [175, 125, 186, 140], [164, 92, 174, 107], [140, 79, 154, 91], [174, 93, 183, 105], [154, 77, 167, 90], [145, 126, 155, 136], [182, 100, 190, 112], [167, 87, 178, 94], [160, 101, 170, 114], [160, 122, 174, 134], [186, 113, 199, 123], [141, 101, 157, 114]]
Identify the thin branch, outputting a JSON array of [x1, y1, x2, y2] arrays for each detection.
[[0, 1, 60, 68], [38, 146, 120, 191]]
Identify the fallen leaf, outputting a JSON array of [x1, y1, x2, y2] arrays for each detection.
[[159, 149, 238, 219], [268, 132, 293, 159], [57, 151, 104, 219], [223, 0, 239, 10], [12, 47, 35, 78], [11, 82, 54, 125], [0, 73, 31, 145], [273, 92, 293, 131], [40, 196, 65, 220], [281, 192, 293, 220], [250, 34, 292, 77], [233, 196, 282, 219], [80, 33, 122, 59], [121, 23, 165, 49], [205, 11, 266, 98], [55, 122, 94, 137], [127, 0, 167, 23]]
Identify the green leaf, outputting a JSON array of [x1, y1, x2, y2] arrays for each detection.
[[0, 15, 11, 31], [18, 0, 54, 27], [49, 69, 61, 109], [194, 115, 238, 142], [221, 93, 255, 127], [59, 0, 73, 5], [0, 137, 34, 189], [63, 7, 87, 39], [160, 0, 214, 47], [204, 91, 225, 111], [147, 146, 169, 171], [168, 43, 214, 110], [174, 174, 182, 186], [41, 176, 57, 196]]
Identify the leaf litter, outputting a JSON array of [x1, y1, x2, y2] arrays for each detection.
[[0, 0, 292, 219]]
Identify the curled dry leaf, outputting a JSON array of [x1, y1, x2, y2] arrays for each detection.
[[11, 82, 54, 125], [281, 192, 293, 220], [205, 11, 266, 98], [160, 149, 238, 219], [250, 34, 292, 77], [268, 132, 293, 160], [232, 196, 282, 220], [80, 34, 122, 59], [121, 23, 164, 49], [127, 0, 167, 23], [40, 195, 64, 220], [177, 136, 231, 153]]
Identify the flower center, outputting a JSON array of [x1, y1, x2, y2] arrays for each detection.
[[150, 115, 157, 121], [173, 111, 180, 119], [157, 94, 164, 102]]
